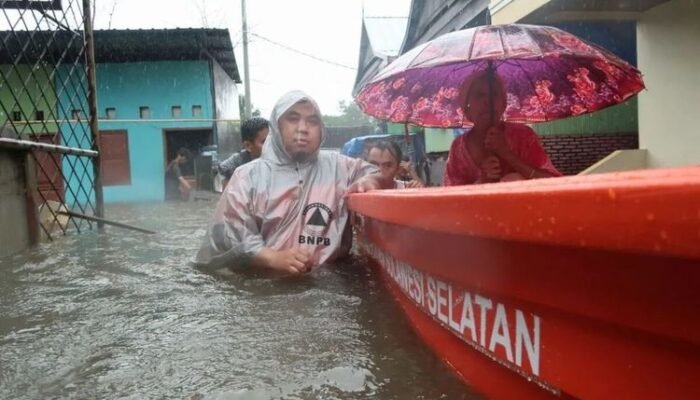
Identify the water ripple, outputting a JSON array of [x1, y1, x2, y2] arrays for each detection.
[[0, 202, 478, 400]]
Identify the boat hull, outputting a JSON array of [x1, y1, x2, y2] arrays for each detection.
[[350, 167, 700, 399]]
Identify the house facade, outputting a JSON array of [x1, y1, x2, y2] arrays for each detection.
[[1, 28, 241, 204], [67, 28, 241, 203]]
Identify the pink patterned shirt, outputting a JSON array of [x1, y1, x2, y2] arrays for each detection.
[[443, 123, 561, 186]]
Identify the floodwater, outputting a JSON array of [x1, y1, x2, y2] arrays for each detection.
[[0, 202, 480, 399]]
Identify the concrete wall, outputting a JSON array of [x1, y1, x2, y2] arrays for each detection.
[[424, 128, 456, 153], [637, 0, 700, 168], [211, 60, 241, 159], [579, 149, 648, 175], [490, 0, 548, 24], [0, 150, 32, 257]]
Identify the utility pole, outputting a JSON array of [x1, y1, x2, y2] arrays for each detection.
[[241, 0, 252, 119]]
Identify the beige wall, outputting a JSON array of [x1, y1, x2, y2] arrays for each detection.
[[638, 0, 700, 168], [490, 0, 549, 24], [579, 149, 648, 175]]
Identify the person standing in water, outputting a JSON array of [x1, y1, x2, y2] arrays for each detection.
[[196, 91, 390, 274], [165, 147, 193, 201]]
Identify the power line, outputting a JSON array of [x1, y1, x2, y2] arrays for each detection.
[[248, 32, 356, 71]]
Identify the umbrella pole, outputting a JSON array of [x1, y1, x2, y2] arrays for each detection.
[[404, 122, 412, 162], [487, 60, 496, 127], [485, 60, 501, 183]]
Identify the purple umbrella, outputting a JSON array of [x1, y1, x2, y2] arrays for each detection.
[[356, 24, 645, 128]]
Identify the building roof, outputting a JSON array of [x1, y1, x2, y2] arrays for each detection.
[[352, 16, 407, 96], [363, 17, 407, 57], [400, 0, 489, 54], [518, 0, 672, 24], [0, 28, 241, 82]]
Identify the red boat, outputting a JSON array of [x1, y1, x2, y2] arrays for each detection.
[[350, 166, 700, 399]]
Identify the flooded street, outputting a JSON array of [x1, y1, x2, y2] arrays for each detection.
[[0, 202, 478, 399]]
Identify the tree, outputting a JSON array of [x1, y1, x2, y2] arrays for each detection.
[[323, 99, 375, 127], [238, 96, 262, 120]]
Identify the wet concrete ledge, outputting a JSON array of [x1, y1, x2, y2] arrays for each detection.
[[0, 149, 36, 258]]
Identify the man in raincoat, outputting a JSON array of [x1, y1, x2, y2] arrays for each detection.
[[195, 91, 388, 274]]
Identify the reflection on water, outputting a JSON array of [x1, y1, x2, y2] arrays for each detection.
[[0, 202, 479, 399]]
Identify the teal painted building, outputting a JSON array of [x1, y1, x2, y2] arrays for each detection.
[[58, 29, 241, 204], [96, 60, 215, 202]]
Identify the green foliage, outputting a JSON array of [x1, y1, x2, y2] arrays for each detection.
[[323, 99, 375, 127]]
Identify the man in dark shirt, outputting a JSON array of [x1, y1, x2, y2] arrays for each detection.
[[165, 147, 193, 201], [217, 117, 269, 187]]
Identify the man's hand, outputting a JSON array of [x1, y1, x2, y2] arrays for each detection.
[[399, 161, 425, 188], [255, 247, 312, 274], [398, 161, 413, 178], [346, 174, 391, 194], [179, 176, 192, 191], [404, 179, 424, 188]]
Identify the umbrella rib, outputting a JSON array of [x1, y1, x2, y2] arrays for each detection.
[[537, 27, 636, 110], [497, 26, 506, 59], [467, 25, 480, 61], [541, 56, 580, 123], [525, 25, 545, 59], [538, 57, 564, 123], [515, 58, 549, 123]]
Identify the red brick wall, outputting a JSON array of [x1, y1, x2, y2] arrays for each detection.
[[541, 133, 638, 175]]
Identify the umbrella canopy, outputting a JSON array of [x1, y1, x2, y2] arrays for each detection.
[[356, 24, 645, 128]]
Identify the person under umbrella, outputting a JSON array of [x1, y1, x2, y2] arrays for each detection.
[[444, 69, 561, 185], [355, 24, 645, 186]]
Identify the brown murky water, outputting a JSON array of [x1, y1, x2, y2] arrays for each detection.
[[0, 202, 480, 399]]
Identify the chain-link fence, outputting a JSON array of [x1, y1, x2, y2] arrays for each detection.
[[0, 0, 102, 240]]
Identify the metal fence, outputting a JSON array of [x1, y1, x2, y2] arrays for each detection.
[[0, 0, 102, 240]]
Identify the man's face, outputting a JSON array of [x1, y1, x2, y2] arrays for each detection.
[[244, 127, 269, 159], [279, 101, 322, 162], [367, 148, 399, 181]]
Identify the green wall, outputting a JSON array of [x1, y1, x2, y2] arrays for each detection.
[[0, 64, 58, 136], [533, 97, 638, 136]]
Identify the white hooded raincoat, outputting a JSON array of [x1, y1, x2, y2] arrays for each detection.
[[196, 91, 376, 268]]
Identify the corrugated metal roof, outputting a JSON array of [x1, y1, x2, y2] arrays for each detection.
[[363, 17, 408, 57], [0, 28, 240, 82]]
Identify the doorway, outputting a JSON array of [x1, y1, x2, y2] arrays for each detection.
[[163, 128, 212, 177]]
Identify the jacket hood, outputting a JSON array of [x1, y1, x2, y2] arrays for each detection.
[[261, 90, 326, 165]]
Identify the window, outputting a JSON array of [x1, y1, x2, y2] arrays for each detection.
[[71, 109, 82, 121], [171, 106, 181, 118], [192, 105, 202, 118], [106, 107, 116, 120], [34, 110, 44, 121], [139, 106, 150, 119], [12, 111, 22, 121], [99, 130, 131, 186]]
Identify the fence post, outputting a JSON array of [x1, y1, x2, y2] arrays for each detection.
[[83, 0, 104, 226]]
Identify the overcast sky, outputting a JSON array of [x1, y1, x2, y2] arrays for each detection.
[[91, 0, 411, 117]]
